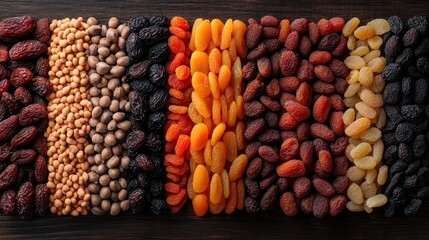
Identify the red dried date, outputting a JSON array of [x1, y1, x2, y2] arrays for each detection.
[[0, 164, 18, 190], [17, 182, 34, 220]]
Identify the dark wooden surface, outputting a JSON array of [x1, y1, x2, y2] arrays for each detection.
[[1, 0, 429, 239]]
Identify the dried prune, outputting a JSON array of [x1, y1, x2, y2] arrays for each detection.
[[147, 112, 166, 132], [149, 14, 169, 27]]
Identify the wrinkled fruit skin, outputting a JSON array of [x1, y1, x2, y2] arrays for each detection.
[[9, 40, 48, 61], [0, 16, 35, 41], [1, 189, 17, 215], [19, 104, 48, 126], [0, 164, 18, 191], [17, 182, 34, 220], [35, 184, 49, 216]]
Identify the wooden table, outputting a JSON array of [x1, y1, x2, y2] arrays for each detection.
[[1, 0, 429, 239]]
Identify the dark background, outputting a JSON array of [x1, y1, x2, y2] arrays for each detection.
[[1, 0, 429, 239]]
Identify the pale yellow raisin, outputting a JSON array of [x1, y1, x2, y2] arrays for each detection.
[[344, 55, 366, 70], [377, 165, 388, 185], [363, 49, 381, 63], [359, 89, 384, 108], [358, 66, 374, 87], [350, 142, 372, 159], [346, 166, 366, 182], [371, 74, 385, 94], [367, 57, 386, 73], [351, 45, 370, 57], [343, 108, 356, 126], [360, 181, 377, 198], [354, 156, 377, 170], [360, 127, 382, 143], [346, 201, 364, 212], [347, 35, 357, 51], [363, 200, 373, 213], [367, 36, 383, 50], [344, 82, 362, 98], [355, 101, 376, 119], [354, 25, 375, 40], [346, 69, 359, 84], [343, 17, 361, 37], [347, 183, 364, 204], [365, 168, 377, 184], [366, 194, 388, 208], [367, 19, 390, 35]]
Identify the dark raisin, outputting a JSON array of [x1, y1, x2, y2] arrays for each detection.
[[149, 14, 169, 27], [131, 79, 157, 96], [144, 133, 163, 153], [147, 42, 169, 63], [126, 33, 145, 61], [149, 64, 167, 87], [139, 26, 169, 45], [147, 112, 166, 132], [129, 91, 147, 121], [388, 16, 405, 35], [129, 16, 149, 32], [148, 89, 168, 112], [150, 198, 166, 214]]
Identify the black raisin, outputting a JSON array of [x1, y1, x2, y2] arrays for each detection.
[[383, 82, 401, 105], [149, 64, 167, 87], [403, 175, 418, 189], [131, 79, 157, 96], [385, 172, 404, 196], [401, 76, 413, 105], [126, 131, 146, 151], [137, 173, 149, 189], [412, 134, 426, 159], [384, 144, 398, 166], [139, 26, 169, 45], [148, 89, 168, 112], [126, 32, 145, 61], [147, 42, 170, 63], [400, 105, 423, 121], [407, 64, 425, 78], [406, 160, 421, 175], [407, 16, 428, 34], [129, 91, 147, 121], [414, 78, 427, 104], [317, 33, 339, 51], [415, 38, 429, 57], [144, 133, 163, 153], [404, 198, 422, 216], [382, 63, 403, 83], [396, 48, 414, 67], [416, 186, 429, 199], [388, 16, 405, 35], [149, 179, 163, 197], [416, 57, 429, 74], [149, 14, 169, 27], [129, 16, 149, 32], [384, 198, 396, 217], [398, 143, 412, 162], [384, 36, 402, 61], [402, 28, 421, 47], [392, 187, 406, 205], [129, 188, 146, 214], [383, 132, 399, 146], [150, 198, 166, 214], [147, 112, 166, 132], [395, 122, 414, 143], [127, 60, 151, 80]]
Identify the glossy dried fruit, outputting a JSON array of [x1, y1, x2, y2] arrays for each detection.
[[11, 126, 37, 148], [0, 164, 18, 190], [9, 40, 47, 61], [0, 115, 20, 142], [29, 76, 53, 97], [16, 182, 34, 219], [19, 103, 48, 126], [0, 16, 35, 41], [35, 183, 49, 216]]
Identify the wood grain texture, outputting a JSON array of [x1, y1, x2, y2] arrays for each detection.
[[1, 0, 429, 239]]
